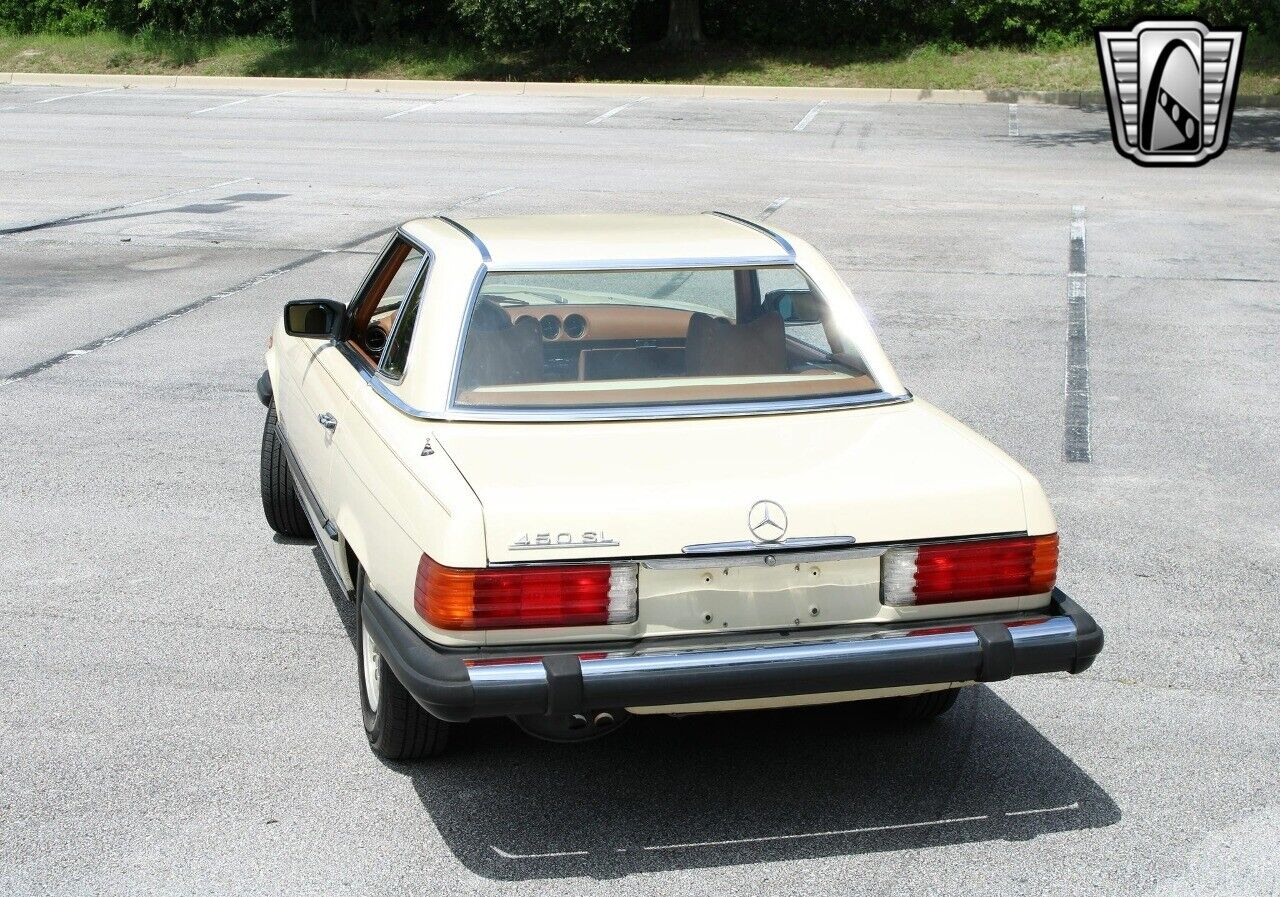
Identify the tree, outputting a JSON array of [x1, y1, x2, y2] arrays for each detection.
[[663, 0, 703, 47]]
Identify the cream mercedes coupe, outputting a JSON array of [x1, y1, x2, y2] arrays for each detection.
[[257, 213, 1102, 759]]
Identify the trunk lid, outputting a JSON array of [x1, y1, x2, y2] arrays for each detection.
[[436, 399, 1030, 565]]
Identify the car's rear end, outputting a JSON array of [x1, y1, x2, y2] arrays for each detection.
[[352, 213, 1102, 744], [358, 400, 1102, 736]]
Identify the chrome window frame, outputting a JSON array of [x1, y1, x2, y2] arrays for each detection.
[[340, 228, 434, 389], [442, 257, 910, 423], [342, 214, 912, 422]]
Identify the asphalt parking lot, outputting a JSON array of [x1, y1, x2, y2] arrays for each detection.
[[1, 83, 1278, 896]]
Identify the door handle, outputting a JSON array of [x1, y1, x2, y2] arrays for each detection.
[[317, 412, 338, 431]]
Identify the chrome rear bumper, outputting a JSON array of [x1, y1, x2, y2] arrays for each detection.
[[359, 588, 1102, 723]]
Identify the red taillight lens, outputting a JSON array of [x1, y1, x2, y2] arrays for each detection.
[[881, 534, 1058, 606], [414, 555, 639, 630]]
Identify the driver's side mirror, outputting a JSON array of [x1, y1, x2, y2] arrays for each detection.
[[763, 288, 824, 326], [283, 299, 346, 339]]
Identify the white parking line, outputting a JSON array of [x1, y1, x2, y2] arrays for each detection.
[[484, 802, 1082, 860], [383, 92, 473, 120], [190, 91, 290, 116], [33, 86, 122, 105], [588, 97, 646, 125], [761, 197, 789, 218], [491, 846, 589, 860], [793, 101, 826, 131], [1006, 801, 1079, 817], [1008, 103, 1020, 137]]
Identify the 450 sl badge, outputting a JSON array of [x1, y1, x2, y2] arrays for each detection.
[[510, 531, 620, 550]]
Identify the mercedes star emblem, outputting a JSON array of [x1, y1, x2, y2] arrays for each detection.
[[748, 500, 788, 543]]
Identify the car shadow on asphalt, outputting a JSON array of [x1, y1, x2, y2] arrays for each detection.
[[313, 550, 1119, 881]]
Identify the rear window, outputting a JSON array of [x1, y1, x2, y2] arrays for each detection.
[[452, 266, 886, 410]]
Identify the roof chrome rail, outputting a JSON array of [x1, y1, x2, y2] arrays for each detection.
[[706, 210, 796, 260], [438, 216, 492, 264]]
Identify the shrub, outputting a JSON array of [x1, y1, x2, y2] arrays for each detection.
[[449, 0, 636, 60], [0, 0, 1273, 48]]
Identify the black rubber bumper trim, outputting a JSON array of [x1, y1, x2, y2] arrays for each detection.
[[256, 370, 273, 407], [358, 588, 476, 723], [361, 585, 1104, 722], [1054, 587, 1105, 674], [974, 623, 1015, 681]]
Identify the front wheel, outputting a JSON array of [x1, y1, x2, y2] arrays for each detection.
[[259, 403, 310, 538], [357, 571, 451, 760]]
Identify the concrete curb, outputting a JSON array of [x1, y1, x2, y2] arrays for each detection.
[[4, 70, 1278, 108]]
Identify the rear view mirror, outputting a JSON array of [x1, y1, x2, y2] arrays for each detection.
[[284, 299, 346, 339], [764, 289, 824, 326]]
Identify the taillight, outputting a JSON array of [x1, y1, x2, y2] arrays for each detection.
[[415, 555, 638, 630], [881, 534, 1058, 607]]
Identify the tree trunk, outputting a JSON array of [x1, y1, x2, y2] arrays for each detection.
[[664, 0, 704, 48]]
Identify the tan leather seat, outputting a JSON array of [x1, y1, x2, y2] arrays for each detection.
[[685, 311, 787, 377], [457, 308, 543, 390]]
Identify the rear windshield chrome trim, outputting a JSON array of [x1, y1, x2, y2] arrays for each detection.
[[438, 216, 492, 264], [484, 254, 794, 273], [438, 250, 908, 422], [442, 390, 910, 422], [707, 210, 796, 258]]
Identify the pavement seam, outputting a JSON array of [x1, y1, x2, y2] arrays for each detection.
[[0, 186, 517, 385]]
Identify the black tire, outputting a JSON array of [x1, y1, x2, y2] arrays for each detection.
[[260, 403, 311, 538], [357, 571, 451, 760], [877, 687, 962, 722]]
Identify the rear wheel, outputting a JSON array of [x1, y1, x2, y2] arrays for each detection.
[[259, 403, 310, 538], [876, 687, 962, 722], [357, 571, 451, 760]]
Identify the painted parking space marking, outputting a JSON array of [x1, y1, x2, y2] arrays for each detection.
[[1065, 204, 1091, 462], [34, 86, 121, 104], [588, 97, 646, 125], [0, 86, 122, 111], [491, 846, 589, 860], [191, 91, 290, 116], [761, 197, 790, 218], [488, 802, 1081, 859], [1008, 103, 1020, 137], [793, 101, 826, 131], [383, 92, 473, 120]]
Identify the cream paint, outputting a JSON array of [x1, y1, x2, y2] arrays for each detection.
[[268, 214, 1059, 660], [436, 398, 1038, 565]]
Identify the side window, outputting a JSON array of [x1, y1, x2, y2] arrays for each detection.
[[380, 254, 428, 380], [348, 238, 424, 364]]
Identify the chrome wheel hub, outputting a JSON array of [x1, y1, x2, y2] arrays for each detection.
[[361, 620, 382, 714]]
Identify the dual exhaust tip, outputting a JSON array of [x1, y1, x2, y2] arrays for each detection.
[[514, 709, 628, 742]]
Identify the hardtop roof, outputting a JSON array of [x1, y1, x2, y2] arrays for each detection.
[[400, 212, 793, 269]]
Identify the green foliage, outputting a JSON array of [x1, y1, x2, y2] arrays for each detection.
[[449, 0, 635, 60], [699, 0, 1275, 47], [0, 0, 1274, 55]]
